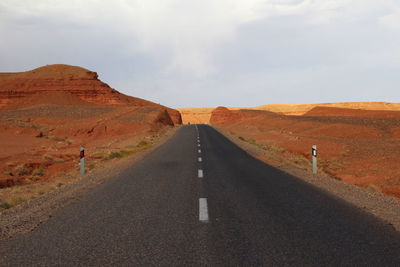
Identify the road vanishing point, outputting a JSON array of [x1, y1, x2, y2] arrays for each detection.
[[1, 125, 399, 266]]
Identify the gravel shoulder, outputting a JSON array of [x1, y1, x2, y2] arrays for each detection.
[[214, 126, 400, 232], [0, 126, 180, 240]]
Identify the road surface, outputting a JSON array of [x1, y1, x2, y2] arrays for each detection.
[[1, 125, 399, 266]]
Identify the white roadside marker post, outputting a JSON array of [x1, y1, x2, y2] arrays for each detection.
[[312, 145, 317, 175], [80, 147, 85, 176]]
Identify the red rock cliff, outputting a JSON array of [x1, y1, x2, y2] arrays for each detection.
[[0, 64, 182, 124], [210, 107, 241, 125]]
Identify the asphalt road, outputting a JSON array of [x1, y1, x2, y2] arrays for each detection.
[[1, 125, 399, 266]]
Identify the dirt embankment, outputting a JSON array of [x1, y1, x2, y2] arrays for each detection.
[[215, 126, 400, 232], [0, 126, 179, 240], [0, 64, 182, 211], [210, 106, 400, 199]]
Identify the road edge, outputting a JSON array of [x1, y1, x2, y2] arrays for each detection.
[[212, 125, 400, 232], [0, 126, 181, 240]]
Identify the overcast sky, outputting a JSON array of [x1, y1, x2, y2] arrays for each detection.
[[0, 0, 399, 108]]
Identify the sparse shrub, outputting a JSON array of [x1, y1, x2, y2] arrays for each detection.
[[247, 138, 256, 145], [136, 145, 149, 152], [138, 140, 148, 147], [0, 202, 11, 210], [57, 182, 64, 188], [109, 151, 122, 159], [9, 196, 27, 206], [32, 168, 43, 177], [66, 139, 73, 145], [15, 165, 29, 176], [366, 183, 380, 192], [107, 149, 140, 160], [322, 167, 337, 176], [52, 136, 65, 142], [88, 163, 95, 170], [54, 158, 65, 163], [238, 136, 245, 141], [44, 155, 53, 161], [119, 150, 134, 157]]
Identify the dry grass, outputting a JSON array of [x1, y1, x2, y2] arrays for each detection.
[[0, 184, 45, 211], [366, 183, 381, 192], [106, 140, 150, 160], [238, 135, 311, 170], [236, 134, 351, 177], [319, 157, 345, 177], [15, 165, 29, 176], [32, 168, 43, 177], [44, 155, 53, 161], [0, 128, 173, 211]]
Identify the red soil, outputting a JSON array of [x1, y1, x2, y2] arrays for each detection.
[[211, 107, 400, 199], [305, 106, 400, 119], [254, 102, 400, 115], [178, 102, 400, 124], [0, 64, 182, 188]]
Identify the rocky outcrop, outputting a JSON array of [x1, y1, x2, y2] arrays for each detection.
[[177, 108, 213, 124], [0, 65, 130, 107], [154, 109, 174, 126], [210, 107, 241, 125], [166, 109, 182, 125], [0, 64, 182, 125]]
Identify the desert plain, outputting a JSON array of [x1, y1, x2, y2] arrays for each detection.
[[179, 103, 400, 199], [1, 64, 400, 213], [0, 64, 181, 209]]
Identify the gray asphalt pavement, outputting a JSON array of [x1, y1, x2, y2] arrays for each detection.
[[1, 125, 399, 266]]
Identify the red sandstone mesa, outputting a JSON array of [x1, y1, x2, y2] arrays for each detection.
[[0, 64, 181, 124], [0, 64, 182, 189]]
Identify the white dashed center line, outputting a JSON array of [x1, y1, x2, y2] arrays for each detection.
[[199, 198, 209, 222], [198, 149, 201, 153], [198, 169, 204, 178], [198, 157, 202, 162], [198, 143, 201, 147]]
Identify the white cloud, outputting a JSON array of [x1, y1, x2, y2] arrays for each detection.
[[379, 3, 400, 31], [1, 0, 399, 107], [1, 0, 270, 76], [3, 0, 389, 76]]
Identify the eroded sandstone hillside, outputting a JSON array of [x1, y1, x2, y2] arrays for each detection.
[[210, 106, 400, 198], [0, 64, 181, 124], [0, 64, 181, 206]]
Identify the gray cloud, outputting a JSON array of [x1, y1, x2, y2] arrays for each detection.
[[0, 0, 399, 108]]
